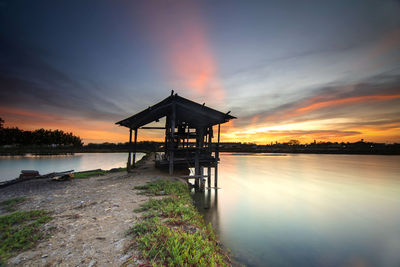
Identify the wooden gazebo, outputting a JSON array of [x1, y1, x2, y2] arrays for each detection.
[[116, 91, 235, 191]]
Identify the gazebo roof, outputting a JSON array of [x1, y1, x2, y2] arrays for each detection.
[[116, 93, 236, 129]]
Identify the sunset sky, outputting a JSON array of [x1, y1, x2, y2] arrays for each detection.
[[1, 0, 400, 144]]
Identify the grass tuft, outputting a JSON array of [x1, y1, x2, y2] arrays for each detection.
[[130, 180, 230, 266], [74, 170, 107, 179], [0, 210, 52, 263], [0, 197, 27, 212], [133, 180, 189, 197]]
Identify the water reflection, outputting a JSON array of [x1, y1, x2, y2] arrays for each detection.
[[193, 153, 400, 267]]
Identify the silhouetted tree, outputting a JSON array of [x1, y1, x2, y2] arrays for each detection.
[[0, 123, 83, 147], [0, 117, 4, 128]]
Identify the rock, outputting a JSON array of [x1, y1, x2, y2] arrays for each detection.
[[114, 238, 126, 249], [41, 254, 48, 258], [119, 254, 131, 262], [9, 254, 24, 265], [88, 259, 97, 267]]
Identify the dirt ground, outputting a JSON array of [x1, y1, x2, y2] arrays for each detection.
[[0, 155, 174, 266]]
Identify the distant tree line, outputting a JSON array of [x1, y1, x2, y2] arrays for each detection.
[[0, 117, 83, 147], [218, 140, 400, 154], [85, 141, 161, 151]]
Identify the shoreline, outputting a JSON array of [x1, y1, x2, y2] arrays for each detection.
[[0, 154, 230, 266]]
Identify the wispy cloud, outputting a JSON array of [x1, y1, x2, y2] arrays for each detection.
[[140, 0, 225, 104], [0, 38, 128, 120]]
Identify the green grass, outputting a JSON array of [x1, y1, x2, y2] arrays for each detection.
[[0, 197, 27, 212], [134, 180, 190, 197], [129, 180, 230, 266], [0, 210, 52, 263], [73, 170, 107, 178]]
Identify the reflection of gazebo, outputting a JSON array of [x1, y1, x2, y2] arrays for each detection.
[[116, 91, 235, 191]]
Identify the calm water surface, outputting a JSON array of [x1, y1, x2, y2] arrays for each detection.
[[0, 152, 144, 181], [193, 153, 400, 267]]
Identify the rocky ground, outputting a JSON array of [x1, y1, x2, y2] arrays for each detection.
[[0, 155, 175, 266]]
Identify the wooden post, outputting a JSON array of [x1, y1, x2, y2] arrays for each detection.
[[127, 128, 132, 172], [164, 115, 169, 157], [215, 124, 220, 187], [207, 167, 211, 188], [200, 167, 205, 192], [133, 128, 138, 167], [208, 127, 212, 188], [169, 102, 176, 175], [195, 148, 199, 189], [195, 127, 200, 189], [198, 128, 205, 190]]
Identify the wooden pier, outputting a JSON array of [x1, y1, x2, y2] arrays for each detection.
[[116, 91, 235, 191]]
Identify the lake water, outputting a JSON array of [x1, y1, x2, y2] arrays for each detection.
[[0, 152, 144, 181], [192, 153, 400, 267]]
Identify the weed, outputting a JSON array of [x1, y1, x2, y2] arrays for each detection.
[[0, 210, 52, 262]]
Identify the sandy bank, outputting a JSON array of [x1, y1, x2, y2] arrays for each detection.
[[0, 155, 175, 266]]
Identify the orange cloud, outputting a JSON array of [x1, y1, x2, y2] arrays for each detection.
[[220, 90, 400, 144], [0, 107, 62, 121], [296, 94, 400, 113]]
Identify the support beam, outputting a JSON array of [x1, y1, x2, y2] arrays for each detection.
[[207, 166, 211, 188], [133, 128, 138, 167], [200, 167, 205, 192], [139, 127, 166, 130], [127, 128, 132, 172], [194, 148, 200, 189], [164, 116, 169, 155], [215, 124, 220, 187], [197, 127, 205, 190], [169, 102, 176, 175], [208, 126, 212, 188]]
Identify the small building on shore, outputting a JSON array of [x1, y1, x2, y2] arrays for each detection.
[[116, 91, 235, 191]]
